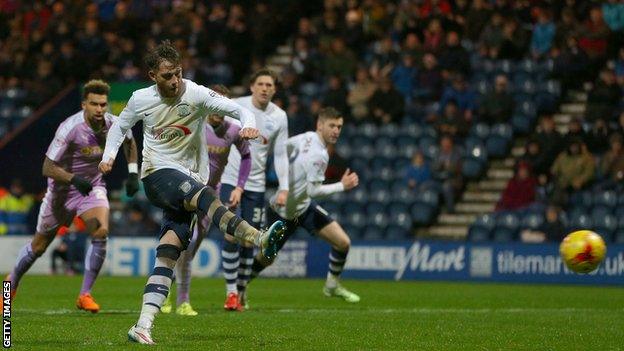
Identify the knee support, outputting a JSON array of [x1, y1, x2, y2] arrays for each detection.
[[156, 244, 181, 261]]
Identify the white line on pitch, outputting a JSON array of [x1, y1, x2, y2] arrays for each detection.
[[13, 307, 623, 315]]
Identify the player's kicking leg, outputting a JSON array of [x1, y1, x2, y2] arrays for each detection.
[[316, 221, 360, 303], [128, 169, 284, 344], [75, 206, 109, 313]]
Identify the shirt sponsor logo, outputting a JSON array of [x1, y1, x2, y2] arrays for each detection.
[[152, 125, 191, 141]]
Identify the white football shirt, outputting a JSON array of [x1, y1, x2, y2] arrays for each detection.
[[102, 79, 256, 184], [220, 95, 289, 192], [270, 132, 328, 219]]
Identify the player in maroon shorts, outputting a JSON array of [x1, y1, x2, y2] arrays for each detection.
[[4, 80, 139, 313]]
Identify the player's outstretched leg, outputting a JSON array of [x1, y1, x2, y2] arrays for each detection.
[[128, 238, 180, 345], [222, 236, 241, 311], [193, 189, 284, 259], [318, 222, 360, 303], [6, 233, 53, 300]]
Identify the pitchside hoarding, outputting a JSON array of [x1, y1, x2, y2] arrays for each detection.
[[0, 237, 622, 285]]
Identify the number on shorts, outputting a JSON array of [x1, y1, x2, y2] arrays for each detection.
[[252, 207, 265, 225]]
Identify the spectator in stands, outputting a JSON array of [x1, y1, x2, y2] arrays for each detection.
[[391, 54, 418, 102], [521, 205, 567, 243], [495, 161, 537, 212], [563, 117, 588, 147], [369, 36, 399, 79], [479, 12, 505, 57], [533, 114, 563, 171], [498, 17, 528, 60], [465, 0, 491, 43], [0, 179, 34, 235], [550, 138, 595, 203], [119, 203, 158, 237], [287, 95, 315, 136], [552, 36, 590, 91], [586, 117, 611, 154], [416, 53, 443, 101], [405, 151, 432, 191], [291, 37, 321, 83], [597, 133, 624, 191], [402, 33, 424, 67], [434, 99, 469, 138], [531, 8, 556, 59], [423, 18, 445, 53], [347, 67, 376, 122], [368, 77, 405, 124], [323, 37, 357, 80], [438, 31, 470, 77], [554, 8, 579, 49], [479, 74, 514, 125], [586, 68, 621, 122], [439, 74, 476, 123], [433, 135, 463, 213], [615, 47, 624, 87], [521, 138, 550, 183], [578, 6, 610, 71], [323, 75, 349, 117]]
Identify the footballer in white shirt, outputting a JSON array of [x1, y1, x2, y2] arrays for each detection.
[[248, 107, 361, 303], [98, 41, 285, 345], [218, 69, 290, 311]]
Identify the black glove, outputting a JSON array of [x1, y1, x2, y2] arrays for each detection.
[[126, 173, 139, 197], [71, 176, 93, 196]]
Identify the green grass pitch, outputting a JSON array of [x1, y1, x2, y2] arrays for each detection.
[[8, 276, 624, 350]]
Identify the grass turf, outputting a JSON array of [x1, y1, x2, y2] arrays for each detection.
[[7, 276, 624, 350]]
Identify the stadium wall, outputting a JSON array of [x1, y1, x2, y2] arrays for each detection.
[[1, 237, 623, 285]]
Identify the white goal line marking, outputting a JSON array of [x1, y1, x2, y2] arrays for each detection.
[[12, 307, 624, 315]]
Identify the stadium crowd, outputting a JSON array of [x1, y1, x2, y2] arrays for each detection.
[[2, 0, 624, 242]]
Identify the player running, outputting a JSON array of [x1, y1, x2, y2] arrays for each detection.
[[5, 80, 139, 313], [219, 68, 289, 310], [160, 85, 252, 316], [248, 107, 360, 303], [98, 41, 285, 345]]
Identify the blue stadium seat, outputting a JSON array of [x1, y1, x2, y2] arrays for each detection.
[[461, 157, 484, 179], [327, 191, 346, 203], [400, 123, 423, 138], [335, 142, 352, 158], [466, 144, 488, 164], [511, 113, 533, 134], [568, 213, 593, 232], [368, 179, 389, 192], [375, 136, 395, 149], [365, 202, 386, 216], [591, 206, 613, 219], [469, 214, 496, 242], [495, 60, 513, 74], [415, 189, 440, 208], [396, 135, 417, 149], [492, 228, 516, 242], [395, 188, 418, 204], [344, 212, 367, 229], [521, 212, 544, 230], [464, 136, 484, 151], [340, 201, 366, 217], [516, 59, 537, 74], [370, 157, 391, 170], [491, 123, 513, 140], [372, 166, 395, 181], [485, 136, 510, 158], [410, 203, 435, 226], [569, 191, 593, 210], [593, 213, 616, 240], [393, 156, 410, 171], [593, 190, 617, 211], [614, 230, 624, 244], [399, 144, 420, 159], [367, 212, 389, 228], [349, 157, 369, 175], [494, 213, 520, 241], [516, 101, 537, 118], [362, 225, 385, 240], [385, 225, 410, 240], [358, 123, 378, 138], [320, 202, 340, 216], [370, 189, 391, 204], [379, 123, 400, 137], [470, 123, 490, 140], [347, 188, 368, 204], [391, 211, 413, 230], [421, 143, 439, 160]]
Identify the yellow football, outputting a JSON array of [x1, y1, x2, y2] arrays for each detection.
[[559, 230, 607, 274]]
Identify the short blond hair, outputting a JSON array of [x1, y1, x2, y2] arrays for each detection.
[[83, 79, 110, 100]]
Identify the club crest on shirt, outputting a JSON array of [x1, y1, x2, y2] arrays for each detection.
[[176, 103, 192, 117]]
